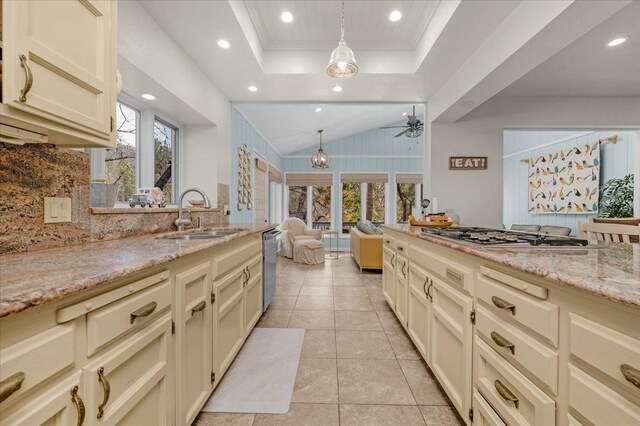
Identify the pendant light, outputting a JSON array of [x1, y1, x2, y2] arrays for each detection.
[[311, 130, 329, 169], [327, 0, 358, 78]]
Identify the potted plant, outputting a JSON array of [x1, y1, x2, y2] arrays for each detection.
[[598, 173, 634, 218]]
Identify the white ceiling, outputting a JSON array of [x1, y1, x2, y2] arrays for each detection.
[[500, 2, 640, 97], [234, 103, 424, 154], [244, 1, 440, 51]]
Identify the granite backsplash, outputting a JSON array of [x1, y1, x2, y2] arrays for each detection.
[[0, 143, 229, 255]]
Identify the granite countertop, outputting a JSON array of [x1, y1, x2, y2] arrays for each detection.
[[0, 224, 276, 318], [382, 225, 640, 309]]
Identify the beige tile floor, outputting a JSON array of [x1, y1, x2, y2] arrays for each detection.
[[195, 254, 464, 426]]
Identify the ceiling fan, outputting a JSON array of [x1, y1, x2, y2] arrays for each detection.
[[380, 105, 423, 138]]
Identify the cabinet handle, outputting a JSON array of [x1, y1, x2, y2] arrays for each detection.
[[191, 300, 206, 315], [97, 367, 110, 419], [401, 262, 407, 278], [129, 301, 157, 324], [397, 246, 404, 252], [423, 277, 429, 297], [246, 266, 251, 281], [18, 54, 34, 103], [491, 296, 516, 315], [390, 254, 395, 267], [0, 371, 25, 403], [491, 331, 515, 354], [620, 364, 640, 389], [70, 385, 86, 426], [427, 279, 433, 303], [494, 380, 519, 409]]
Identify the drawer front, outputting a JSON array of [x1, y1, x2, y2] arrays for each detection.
[[569, 365, 640, 425], [476, 306, 558, 393], [569, 313, 640, 395], [245, 254, 262, 285], [216, 267, 245, 316], [410, 243, 472, 293], [474, 338, 555, 426], [382, 235, 396, 250], [395, 239, 409, 256], [383, 246, 396, 269], [395, 254, 409, 284], [211, 236, 261, 280], [476, 275, 559, 347], [480, 267, 547, 300], [87, 281, 171, 355], [0, 324, 75, 405], [473, 390, 507, 426]]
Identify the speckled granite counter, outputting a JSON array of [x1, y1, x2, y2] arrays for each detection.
[[382, 225, 640, 309], [0, 224, 276, 318]]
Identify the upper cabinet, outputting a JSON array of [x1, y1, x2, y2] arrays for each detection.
[[0, 0, 117, 147]]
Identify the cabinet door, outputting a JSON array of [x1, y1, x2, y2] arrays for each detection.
[[82, 314, 173, 426], [2, 0, 116, 139], [244, 255, 263, 336], [430, 276, 473, 424], [175, 261, 212, 426], [0, 371, 84, 426], [382, 247, 396, 309], [215, 267, 245, 379], [407, 263, 431, 362], [395, 254, 409, 326]]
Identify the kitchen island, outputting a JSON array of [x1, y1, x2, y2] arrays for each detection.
[[381, 224, 640, 426], [0, 224, 274, 425]]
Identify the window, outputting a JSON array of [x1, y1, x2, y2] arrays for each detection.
[[154, 119, 177, 203], [312, 186, 331, 230], [106, 102, 139, 202], [366, 182, 385, 225], [396, 183, 422, 223], [288, 186, 308, 221], [341, 182, 361, 233]]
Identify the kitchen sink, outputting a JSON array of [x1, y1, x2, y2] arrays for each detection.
[[158, 230, 239, 240]]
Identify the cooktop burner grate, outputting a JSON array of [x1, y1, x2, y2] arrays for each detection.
[[421, 227, 589, 247]]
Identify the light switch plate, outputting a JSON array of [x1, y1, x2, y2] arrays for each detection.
[[44, 197, 72, 223]]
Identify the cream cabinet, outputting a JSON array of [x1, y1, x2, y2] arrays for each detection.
[[1, 0, 117, 147], [394, 253, 409, 326], [244, 254, 263, 335], [407, 262, 431, 362], [215, 266, 246, 379], [382, 246, 396, 309], [175, 261, 212, 426]]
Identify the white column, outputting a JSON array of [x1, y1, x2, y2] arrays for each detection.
[[635, 131, 640, 216], [360, 183, 367, 221], [138, 108, 155, 189]]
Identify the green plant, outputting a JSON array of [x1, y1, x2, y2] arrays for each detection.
[[598, 174, 634, 218]]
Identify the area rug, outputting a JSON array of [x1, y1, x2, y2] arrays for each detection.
[[201, 328, 305, 414]]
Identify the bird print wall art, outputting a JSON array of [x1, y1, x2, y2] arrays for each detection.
[[527, 141, 600, 214]]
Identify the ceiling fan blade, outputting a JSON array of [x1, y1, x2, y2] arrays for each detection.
[[395, 129, 411, 137], [380, 126, 408, 129]]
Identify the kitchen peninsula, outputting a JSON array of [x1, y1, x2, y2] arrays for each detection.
[[381, 224, 640, 425]]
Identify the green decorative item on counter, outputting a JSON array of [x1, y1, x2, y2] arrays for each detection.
[[598, 174, 634, 218]]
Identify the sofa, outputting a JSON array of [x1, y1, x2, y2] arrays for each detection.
[[350, 228, 383, 271], [280, 217, 322, 258]]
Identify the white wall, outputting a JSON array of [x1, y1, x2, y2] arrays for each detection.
[[183, 126, 219, 205], [117, 0, 232, 204], [426, 96, 640, 228]]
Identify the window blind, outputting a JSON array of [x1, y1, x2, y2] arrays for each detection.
[[396, 173, 423, 184], [340, 173, 388, 184], [285, 172, 333, 187], [255, 158, 268, 172], [268, 165, 282, 184]]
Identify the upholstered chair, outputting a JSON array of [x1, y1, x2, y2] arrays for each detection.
[[280, 217, 322, 258]]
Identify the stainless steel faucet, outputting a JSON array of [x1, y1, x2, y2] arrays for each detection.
[[175, 188, 211, 231]]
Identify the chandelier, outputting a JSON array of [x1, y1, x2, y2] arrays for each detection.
[[326, 0, 358, 78], [406, 127, 424, 138], [311, 130, 329, 169]]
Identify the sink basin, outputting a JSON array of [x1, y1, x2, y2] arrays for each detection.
[[158, 230, 239, 240]]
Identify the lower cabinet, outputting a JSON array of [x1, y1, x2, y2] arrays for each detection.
[[407, 263, 431, 361], [215, 267, 246, 379], [175, 261, 212, 426], [429, 275, 473, 421], [395, 253, 409, 326], [382, 246, 396, 309], [83, 314, 173, 425], [472, 390, 507, 426], [244, 254, 263, 335]]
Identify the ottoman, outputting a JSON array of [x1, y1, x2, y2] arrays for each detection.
[[293, 239, 325, 265]]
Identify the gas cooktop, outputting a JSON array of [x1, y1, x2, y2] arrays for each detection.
[[421, 227, 589, 247]]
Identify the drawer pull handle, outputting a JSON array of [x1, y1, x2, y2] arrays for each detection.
[[246, 265, 251, 281], [423, 277, 429, 297], [494, 380, 519, 409], [70, 385, 85, 426], [18, 54, 33, 103], [401, 262, 407, 278], [491, 331, 515, 354], [427, 279, 434, 303], [390, 253, 395, 267], [491, 296, 516, 315], [397, 246, 404, 252], [129, 301, 157, 324], [621, 364, 640, 389], [0, 371, 26, 403], [97, 367, 110, 419], [192, 300, 206, 315]]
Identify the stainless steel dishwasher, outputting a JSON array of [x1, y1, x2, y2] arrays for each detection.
[[262, 229, 280, 312]]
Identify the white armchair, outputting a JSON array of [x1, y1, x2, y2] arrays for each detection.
[[280, 217, 322, 258]]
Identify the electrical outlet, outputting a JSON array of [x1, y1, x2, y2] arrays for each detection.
[[44, 197, 72, 223]]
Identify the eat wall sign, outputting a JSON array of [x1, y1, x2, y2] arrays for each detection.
[[449, 156, 488, 170]]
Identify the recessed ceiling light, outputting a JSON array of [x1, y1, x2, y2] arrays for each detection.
[[217, 39, 230, 49], [247, 86, 258, 92], [315, 107, 322, 112], [332, 85, 343, 92], [141, 93, 156, 100], [607, 37, 628, 47], [389, 10, 402, 22], [402, 112, 407, 116], [281, 11, 293, 23]]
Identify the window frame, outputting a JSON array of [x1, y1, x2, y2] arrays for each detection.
[[395, 181, 422, 224], [338, 172, 390, 236], [153, 117, 179, 204], [284, 172, 336, 231]]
